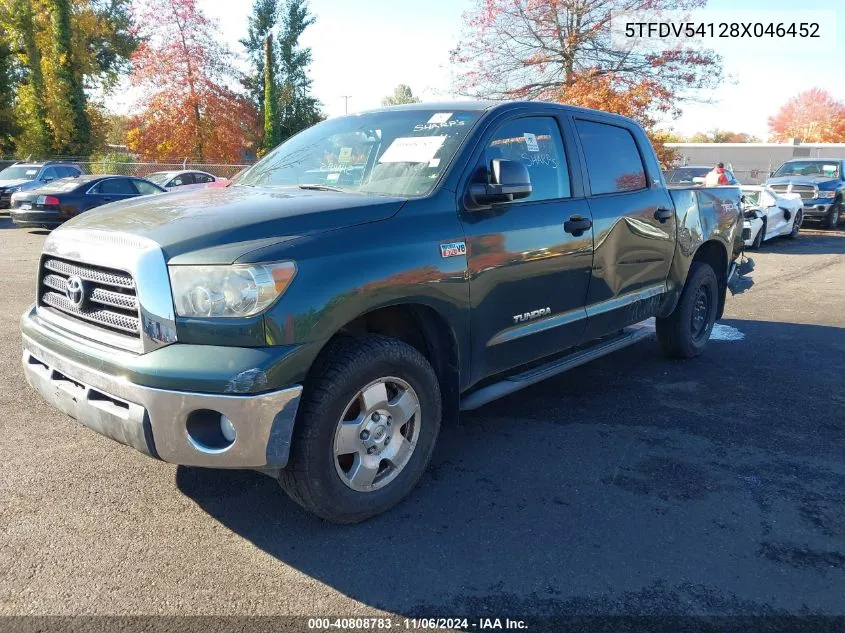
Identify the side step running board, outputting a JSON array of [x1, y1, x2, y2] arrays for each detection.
[[459, 319, 656, 411]]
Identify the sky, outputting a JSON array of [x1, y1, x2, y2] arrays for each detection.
[[109, 0, 845, 140]]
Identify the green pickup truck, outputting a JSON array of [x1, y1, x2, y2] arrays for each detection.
[[20, 102, 747, 523]]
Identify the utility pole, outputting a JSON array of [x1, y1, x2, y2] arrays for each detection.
[[340, 95, 351, 115]]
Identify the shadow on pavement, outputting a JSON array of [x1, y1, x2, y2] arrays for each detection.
[[756, 229, 845, 255], [177, 318, 845, 617]]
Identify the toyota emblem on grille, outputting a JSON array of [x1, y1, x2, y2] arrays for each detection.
[[65, 276, 87, 308]]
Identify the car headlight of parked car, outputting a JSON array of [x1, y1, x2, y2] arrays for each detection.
[[817, 191, 836, 199], [169, 262, 297, 318]]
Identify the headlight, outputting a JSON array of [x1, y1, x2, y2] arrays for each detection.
[[169, 262, 296, 318], [817, 191, 836, 198]]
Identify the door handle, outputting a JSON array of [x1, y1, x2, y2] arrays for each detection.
[[564, 215, 592, 236], [102, 197, 113, 202], [654, 207, 674, 223]]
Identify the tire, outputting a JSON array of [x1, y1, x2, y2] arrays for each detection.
[[656, 261, 719, 359], [279, 335, 441, 523], [788, 210, 802, 239], [749, 220, 764, 249], [823, 200, 841, 230]]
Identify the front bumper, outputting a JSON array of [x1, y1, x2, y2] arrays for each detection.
[[21, 317, 303, 469], [801, 202, 832, 217]]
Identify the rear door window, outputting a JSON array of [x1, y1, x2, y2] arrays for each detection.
[[193, 173, 213, 183], [132, 179, 162, 195], [97, 178, 137, 195], [575, 120, 647, 195]]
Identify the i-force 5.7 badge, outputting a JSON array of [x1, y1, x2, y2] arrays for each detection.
[[440, 241, 467, 258]]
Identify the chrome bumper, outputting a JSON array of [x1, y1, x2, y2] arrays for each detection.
[[21, 334, 302, 468], [801, 203, 831, 217]]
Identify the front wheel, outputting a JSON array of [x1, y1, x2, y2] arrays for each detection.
[[788, 210, 802, 238], [279, 335, 441, 523], [656, 261, 719, 359], [824, 200, 841, 230]]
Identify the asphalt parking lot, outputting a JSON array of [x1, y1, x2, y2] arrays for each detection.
[[1, 216, 845, 621]]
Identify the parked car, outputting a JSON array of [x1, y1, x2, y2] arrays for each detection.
[[10, 175, 165, 229], [145, 170, 224, 191], [0, 161, 83, 208], [741, 185, 803, 248], [765, 159, 845, 229], [663, 165, 739, 186], [20, 102, 749, 523]]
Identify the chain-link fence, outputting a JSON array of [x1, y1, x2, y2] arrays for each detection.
[[0, 156, 254, 180]]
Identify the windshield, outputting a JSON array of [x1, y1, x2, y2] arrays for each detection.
[[0, 165, 40, 180], [773, 161, 841, 178], [146, 172, 176, 186], [664, 167, 710, 183], [237, 110, 483, 196]]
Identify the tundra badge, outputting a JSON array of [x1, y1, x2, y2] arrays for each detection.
[[513, 307, 551, 324]]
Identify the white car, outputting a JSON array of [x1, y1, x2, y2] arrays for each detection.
[[741, 185, 803, 249], [144, 170, 225, 191]]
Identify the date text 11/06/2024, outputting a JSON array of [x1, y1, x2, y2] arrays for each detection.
[[307, 618, 528, 630]]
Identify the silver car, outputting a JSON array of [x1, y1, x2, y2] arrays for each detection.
[[144, 170, 222, 191], [0, 162, 83, 208]]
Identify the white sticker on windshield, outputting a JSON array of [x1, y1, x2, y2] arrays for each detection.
[[428, 158, 441, 168], [379, 136, 447, 164], [427, 112, 452, 124], [25, 169, 38, 176], [326, 172, 340, 183], [823, 164, 837, 173], [524, 133, 539, 152]]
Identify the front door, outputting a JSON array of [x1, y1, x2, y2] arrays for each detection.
[[462, 114, 594, 384], [571, 117, 677, 341]]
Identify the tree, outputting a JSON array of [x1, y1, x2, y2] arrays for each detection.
[[451, 0, 722, 163], [240, 0, 279, 112], [0, 0, 137, 156], [126, 0, 260, 162], [0, 26, 18, 154], [688, 129, 761, 143], [262, 34, 280, 152], [768, 89, 845, 143], [382, 84, 420, 107], [1, 0, 50, 156], [276, 0, 322, 141], [47, 0, 91, 154]]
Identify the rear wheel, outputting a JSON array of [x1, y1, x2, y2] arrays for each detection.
[[656, 261, 719, 359], [279, 335, 441, 523], [824, 200, 841, 230]]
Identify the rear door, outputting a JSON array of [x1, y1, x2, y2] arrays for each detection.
[[462, 112, 594, 382], [87, 178, 138, 208], [571, 116, 677, 341]]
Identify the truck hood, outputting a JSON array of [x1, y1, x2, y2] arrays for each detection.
[[59, 185, 407, 263], [766, 176, 839, 188]]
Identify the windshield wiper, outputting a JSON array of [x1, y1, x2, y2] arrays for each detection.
[[298, 184, 345, 192]]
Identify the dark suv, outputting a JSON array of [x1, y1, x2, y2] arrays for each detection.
[[0, 161, 83, 208]]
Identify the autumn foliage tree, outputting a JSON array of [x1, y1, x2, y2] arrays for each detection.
[[768, 89, 845, 143], [451, 0, 723, 165], [126, 0, 259, 162]]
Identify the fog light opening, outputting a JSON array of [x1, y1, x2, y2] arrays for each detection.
[[185, 409, 236, 453]]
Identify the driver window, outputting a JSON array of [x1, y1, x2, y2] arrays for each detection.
[[41, 167, 58, 181], [484, 117, 571, 202]]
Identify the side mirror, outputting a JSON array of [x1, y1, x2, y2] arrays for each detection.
[[468, 159, 532, 207]]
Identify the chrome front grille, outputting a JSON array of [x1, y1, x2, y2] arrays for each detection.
[[38, 257, 141, 338], [770, 184, 817, 200]]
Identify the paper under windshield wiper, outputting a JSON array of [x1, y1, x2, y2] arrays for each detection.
[[298, 184, 345, 192]]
